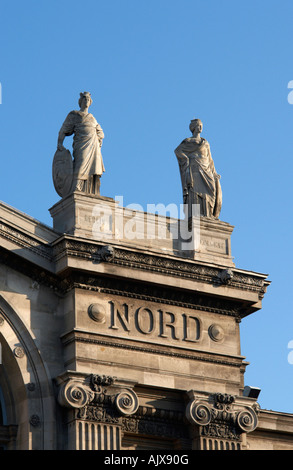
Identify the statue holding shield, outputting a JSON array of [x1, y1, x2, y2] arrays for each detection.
[[53, 92, 105, 198]]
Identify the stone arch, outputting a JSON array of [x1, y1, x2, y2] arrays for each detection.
[[0, 295, 56, 449]]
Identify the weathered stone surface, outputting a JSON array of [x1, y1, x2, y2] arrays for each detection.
[[53, 92, 105, 198], [0, 180, 291, 450], [49, 192, 235, 266]]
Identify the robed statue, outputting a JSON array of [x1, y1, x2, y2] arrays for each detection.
[[52, 92, 105, 198], [175, 119, 222, 219]]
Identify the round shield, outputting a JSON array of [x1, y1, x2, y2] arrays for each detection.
[[52, 149, 73, 198]]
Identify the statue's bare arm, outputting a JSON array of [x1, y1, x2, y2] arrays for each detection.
[[57, 113, 75, 151], [57, 130, 66, 151]]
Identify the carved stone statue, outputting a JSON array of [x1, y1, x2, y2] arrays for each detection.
[[53, 92, 105, 198], [175, 119, 222, 219]]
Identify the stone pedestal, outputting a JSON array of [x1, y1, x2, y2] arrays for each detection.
[[49, 192, 234, 267]]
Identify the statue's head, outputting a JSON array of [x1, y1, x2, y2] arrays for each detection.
[[189, 119, 203, 134], [79, 91, 93, 108]]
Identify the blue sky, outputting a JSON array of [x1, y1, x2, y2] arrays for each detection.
[[1, 0, 293, 414]]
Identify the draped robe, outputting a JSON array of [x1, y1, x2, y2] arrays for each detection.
[[175, 137, 222, 218], [59, 110, 105, 190]]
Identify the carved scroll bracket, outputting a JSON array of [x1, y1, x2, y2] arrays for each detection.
[[57, 373, 139, 420], [115, 389, 139, 416], [57, 380, 94, 409], [185, 392, 259, 439], [186, 400, 213, 426]]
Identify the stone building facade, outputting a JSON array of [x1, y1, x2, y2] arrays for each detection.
[[0, 192, 292, 450]]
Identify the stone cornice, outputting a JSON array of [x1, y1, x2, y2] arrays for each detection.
[[0, 215, 270, 312], [0, 219, 53, 261], [53, 236, 269, 298], [257, 409, 293, 432]]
